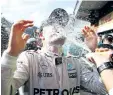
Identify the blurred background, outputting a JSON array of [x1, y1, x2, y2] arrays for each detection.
[[1, 0, 113, 55]]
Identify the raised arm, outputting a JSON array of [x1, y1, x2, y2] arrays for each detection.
[[91, 48, 113, 94], [1, 20, 33, 95], [7, 20, 33, 56]]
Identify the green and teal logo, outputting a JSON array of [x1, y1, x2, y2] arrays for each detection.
[[67, 63, 73, 70]]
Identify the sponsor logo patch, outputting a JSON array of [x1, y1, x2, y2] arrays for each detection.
[[38, 72, 52, 78], [34, 86, 80, 95], [68, 72, 77, 78]]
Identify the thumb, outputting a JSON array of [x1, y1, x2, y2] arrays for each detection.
[[22, 33, 30, 42]]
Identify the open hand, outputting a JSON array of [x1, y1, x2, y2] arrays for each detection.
[[82, 26, 97, 52], [7, 20, 33, 56]]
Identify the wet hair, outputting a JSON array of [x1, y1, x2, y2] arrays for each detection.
[[39, 20, 51, 33], [39, 8, 69, 33], [48, 8, 69, 27]]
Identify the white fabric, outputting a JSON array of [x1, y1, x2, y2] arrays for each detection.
[[1, 50, 107, 95], [109, 88, 113, 95]]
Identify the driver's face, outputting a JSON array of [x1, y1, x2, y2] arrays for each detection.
[[42, 24, 66, 46]]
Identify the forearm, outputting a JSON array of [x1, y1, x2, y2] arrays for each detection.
[[100, 69, 113, 92], [80, 58, 107, 94], [1, 50, 30, 95], [6, 47, 21, 57], [1, 50, 17, 69], [1, 50, 17, 95], [81, 72, 107, 94]]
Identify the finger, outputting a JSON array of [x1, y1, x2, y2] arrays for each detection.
[[22, 33, 30, 48], [103, 48, 109, 52], [86, 53, 96, 63], [85, 26, 88, 30], [95, 48, 99, 52], [88, 58, 93, 63], [86, 26, 89, 30], [86, 26, 94, 34], [98, 48, 108, 52], [23, 23, 34, 28], [23, 20, 33, 25], [19, 20, 33, 25], [96, 48, 103, 52], [84, 26, 89, 33], [89, 29, 95, 34], [22, 33, 26, 38], [86, 26, 96, 35], [90, 57, 96, 63], [22, 33, 30, 42], [21, 23, 34, 31], [24, 20, 33, 23], [82, 29, 88, 37], [85, 26, 92, 35], [103, 48, 109, 51], [99, 48, 105, 52], [24, 34, 30, 42], [82, 29, 86, 35]]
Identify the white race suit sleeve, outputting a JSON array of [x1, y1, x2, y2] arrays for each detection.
[[1, 51, 30, 95]]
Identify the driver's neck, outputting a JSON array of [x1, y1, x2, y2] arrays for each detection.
[[41, 44, 63, 56]]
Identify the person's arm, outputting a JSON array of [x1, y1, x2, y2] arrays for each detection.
[[1, 51, 30, 95], [1, 20, 33, 95], [91, 48, 113, 94], [79, 58, 107, 94], [100, 69, 113, 92], [1, 51, 17, 95]]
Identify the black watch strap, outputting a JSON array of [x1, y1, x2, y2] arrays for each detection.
[[97, 61, 113, 74]]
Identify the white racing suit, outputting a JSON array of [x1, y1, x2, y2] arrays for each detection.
[[1, 50, 107, 95]]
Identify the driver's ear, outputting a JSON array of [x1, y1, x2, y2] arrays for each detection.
[[39, 32, 45, 40]]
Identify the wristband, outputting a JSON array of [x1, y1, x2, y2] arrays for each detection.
[[97, 61, 113, 74]]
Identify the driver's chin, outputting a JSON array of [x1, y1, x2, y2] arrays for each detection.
[[49, 37, 66, 46]]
